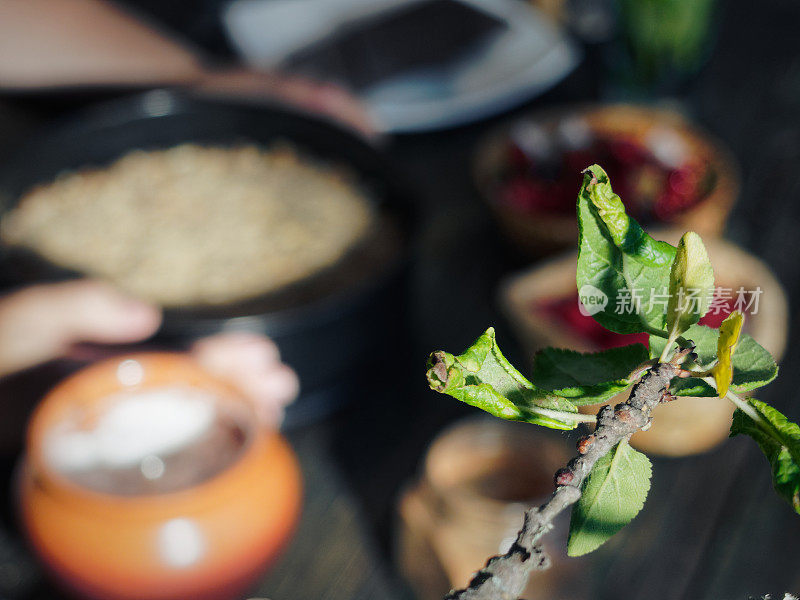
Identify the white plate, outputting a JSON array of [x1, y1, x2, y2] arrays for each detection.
[[223, 0, 580, 133]]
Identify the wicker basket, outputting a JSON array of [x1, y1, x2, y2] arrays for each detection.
[[474, 104, 740, 258]]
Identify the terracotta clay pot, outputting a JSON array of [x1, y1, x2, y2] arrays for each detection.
[[499, 236, 788, 456], [18, 353, 302, 600], [396, 418, 588, 600], [475, 104, 740, 257]]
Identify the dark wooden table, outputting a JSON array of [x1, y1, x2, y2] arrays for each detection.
[[1, 0, 800, 598]]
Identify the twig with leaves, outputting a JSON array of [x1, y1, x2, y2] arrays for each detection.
[[426, 165, 799, 599]]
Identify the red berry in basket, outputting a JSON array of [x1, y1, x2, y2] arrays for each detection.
[[537, 296, 650, 350], [608, 138, 649, 167], [668, 166, 695, 196], [699, 297, 734, 328], [507, 143, 531, 172], [655, 163, 706, 220], [654, 189, 681, 220], [500, 178, 557, 214], [499, 178, 533, 211], [563, 148, 596, 174]]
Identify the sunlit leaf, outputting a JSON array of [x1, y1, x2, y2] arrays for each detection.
[[730, 399, 800, 515], [567, 441, 652, 556], [713, 311, 744, 398], [649, 324, 777, 396], [531, 344, 649, 406], [576, 165, 676, 335], [666, 232, 715, 339], [426, 328, 580, 430]]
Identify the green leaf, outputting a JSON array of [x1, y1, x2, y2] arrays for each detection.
[[666, 232, 715, 339], [567, 441, 653, 556], [531, 344, 650, 406], [576, 165, 677, 335], [426, 328, 581, 430], [649, 324, 778, 397], [730, 399, 800, 514]]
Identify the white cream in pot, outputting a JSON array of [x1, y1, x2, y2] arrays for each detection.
[[41, 386, 247, 495]]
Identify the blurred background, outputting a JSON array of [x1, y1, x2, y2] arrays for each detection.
[[0, 0, 799, 599]]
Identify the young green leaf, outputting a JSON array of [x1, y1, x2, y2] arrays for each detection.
[[713, 311, 744, 398], [426, 328, 583, 430], [666, 232, 715, 340], [730, 398, 800, 514], [567, 441, 652, 556], [649, 324, 777, 397], [531, 344, 649, 406], [576, 165, 677, 335]]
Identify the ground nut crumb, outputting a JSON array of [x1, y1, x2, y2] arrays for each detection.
[[1, 144, 375, 306]]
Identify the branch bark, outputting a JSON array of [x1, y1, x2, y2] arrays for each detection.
[[444, 360, 682, 600]]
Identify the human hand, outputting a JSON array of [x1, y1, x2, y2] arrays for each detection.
[[192, 333, 299, 429], [0, 280, 297, 425], [0, 0, 376, 137], [195, 68, 377, 138], [0, 280, 160, 378]]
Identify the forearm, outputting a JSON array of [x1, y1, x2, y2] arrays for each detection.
[[0, 0, 204, 89]]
